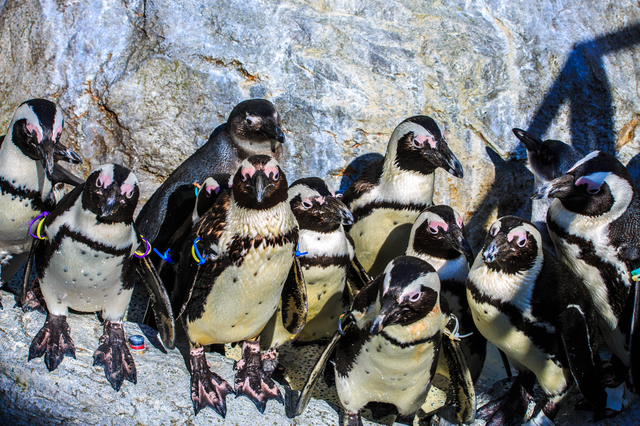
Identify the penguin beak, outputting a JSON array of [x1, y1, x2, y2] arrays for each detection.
[[531, 174, 575, 200], [512, 128, 542, 153], [426, 141, 464, 178], [260, 116, 285, 152], [482, 234, 508, 263], [445, 226, 474, 265], [320, 196, 354, 226], [370, 298, 400, 336], [53, 142, 82, 164], [100, 185, 119, 217], [251, 170, 274, 203], [38, 138, 56, 179]]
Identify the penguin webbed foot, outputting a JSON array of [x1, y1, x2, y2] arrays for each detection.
[[93, 320, 137, 391], [21, 283, 47, 314], [234, 341, 284, 413], [190, 346, 233, 417], [28, 314, 76, 371], [477, 377, 534, 426], [344, 411, 364, 426]]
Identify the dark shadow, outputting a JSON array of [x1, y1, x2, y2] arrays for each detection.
[[470, 24, 640, 245], [337, 153, 384, 194], [465, 147, 533, 250], [625, 153, 640, 188]]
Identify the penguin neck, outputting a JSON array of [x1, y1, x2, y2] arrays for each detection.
[[468, 249, 543, 314], [377, 156, 435, 205], [298, 227, 350, 258], [407, 249, 468, 283], [227, 196, 297, 238], [0, 129, 52, 199]]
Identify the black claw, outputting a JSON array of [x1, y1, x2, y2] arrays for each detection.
[[28, 314, 76, 372], [93, 320, 137, 391], [190, 347, 233, 417]]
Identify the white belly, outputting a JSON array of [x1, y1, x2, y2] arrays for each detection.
[[187, 242, 295, 345], [39, 238, 132, 320], [467, 293, 568, 396], [0, 192, 40, 252]]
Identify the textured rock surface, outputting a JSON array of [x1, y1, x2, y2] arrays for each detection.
[[1, 0, 640, 248]]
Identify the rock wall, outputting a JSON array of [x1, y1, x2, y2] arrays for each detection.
[[1, 0, 639, 247]]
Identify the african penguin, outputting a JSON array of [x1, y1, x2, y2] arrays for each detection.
[[136, 99, 285, 245], [467, 216, 612, 425], [332, 255, 474, 426], [171, 155, 307, 417], [0, 99, 81, 286], [405, 205, 486, 383], [512, 128, 582, 254], [342, 115, 463, 279], [259, 177, 370, 348], [24, 164, 174, 391], [533, 150, 640, 407]]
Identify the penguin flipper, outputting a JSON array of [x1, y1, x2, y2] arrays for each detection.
[[347, 253, 371, 296], [631, 279, 640, 394], [294, 330, 342, 417], [281, 257, 308, 335], [560, 306, 608, 411], [441, 320, 476, 424], [20, 238, 43, 309], [134, 251, 176, 349]]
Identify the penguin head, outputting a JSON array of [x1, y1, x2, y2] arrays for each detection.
[[370, 255, 441, 335], [8, 99, 81, 178], [387, 115, 463, 178], [83, 164, 139, 224], [196, 174, 232, 217], [480, 216, 541, 274], [512, 128, 581, 183], [409, 205, 473, 265], [232, 155, 288, 210], [227, 99, 285, 154], [532, 151, 636, 217], [288, 177, 353, 232]]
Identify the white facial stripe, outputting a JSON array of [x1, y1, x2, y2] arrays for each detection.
[[399, 272, 440, 298], [96, 164, 115, 186], [454, 211, 463, 228], [53, 106, 64, 137], [265, 157, 280, 171], [567, 151, 600, 173], [120, 170, 138, 195], [14, 104, 43, 139], [288, 184, 320, 202], [575, 172, 611, 191]]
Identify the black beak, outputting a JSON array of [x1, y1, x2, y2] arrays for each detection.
[[39, 139, 56, 179], [251, 170, 270, 203], [53, 142, 82, 164], [369, 298, 400, 336], [427, 141, 464, 178], [482, 234, 508, 263], [321, 196, 354, 226], [446, 226, 474, 265], [260, 116, 285, 152], [101, 185, 118, 217], [531, 174, 575, 200], [512, 128, 542, 152]]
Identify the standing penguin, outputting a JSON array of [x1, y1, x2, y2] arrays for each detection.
[[533, 150, 640, 405], [342, 116, 463, 278], [405, 205, 485, 383], [171, 155, 307, 417], [512, 128, 582, 253], [259, 177, 369, 348], [23, 164, 175, 391], [0, 99, 82, 287], [136, 99, 285, 245], [467, 216, 612, 425], [331, 256, 474, 425]]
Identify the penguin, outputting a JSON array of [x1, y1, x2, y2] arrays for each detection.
[[405, 205, 486, 383], [0, 99, 82, 287], [135, 99, 285, 245], [171, 155, 307, 417], [532, 150, 640, 407], [300, 255, 475, 425], [22, 164, 175, 391], [512, 128, 582, 254], [466, 216, 612, 425], [342, 115, 463, 278], [259, 177, 370, 348]]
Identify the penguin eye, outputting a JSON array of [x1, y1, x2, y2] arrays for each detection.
[[272, 171, 279, 181], [96, 177, 104, 188], [302, 200, 313, 209], [409, 292, 421, 302], [412, 137, 424, 148], [490, 227, 498, 236], [428, 225, 438, 234], [587, 187, 600, 195], [246, 116, 257, 126], [335, 193, 343, 199], [516, 236, 527, 247], [242, 173, 249, 182], [125, 189, 134, 199]]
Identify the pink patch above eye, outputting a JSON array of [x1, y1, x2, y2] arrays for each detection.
[[98, 173, 112, 188], [264, 165, 279, 179], [241, 167, 256, 179], [456, 217, 463, 227], [53, 125, 63, 140], [205, 184, 219, 195], [426, 135, 437, 149], [26, 123, 42, 142], [575, 176, 602, 193], [429, 220, 448, 231], [508, 230, 527, 243], [120, 182, 134, 196]]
